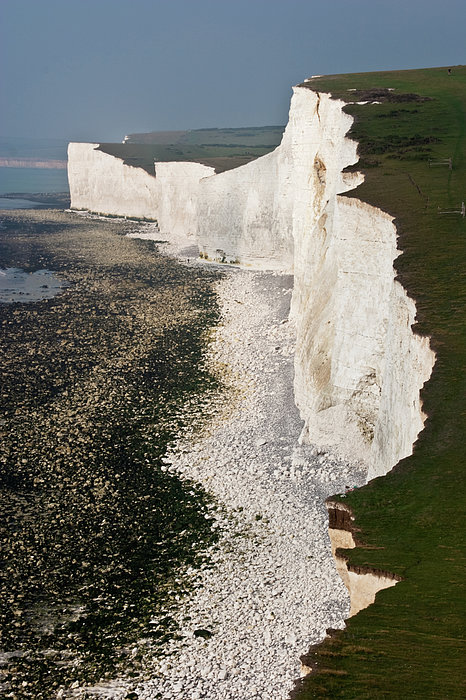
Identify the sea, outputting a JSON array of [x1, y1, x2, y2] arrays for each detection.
[[0, 136, 70, 196]]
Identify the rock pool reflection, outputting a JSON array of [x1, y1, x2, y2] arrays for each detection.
[[0, 267, 68, 303]]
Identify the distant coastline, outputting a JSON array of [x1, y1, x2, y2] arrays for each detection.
[[0, 157, 67, 169]]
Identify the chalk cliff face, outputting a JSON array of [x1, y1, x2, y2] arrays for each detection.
[[197, 148, 295, 271], [197, 88, 434, 479], [197, 89, 361, 271], [290, 171, 434, 480], [67, 143, 214, 237], [289, 92, 434, 480], [67, 88, 435, 480]]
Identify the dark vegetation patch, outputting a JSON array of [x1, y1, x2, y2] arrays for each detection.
[[0, 210, 223, 698], [375, 108, 420, 118], [295, 66, 466, 698], [359, 133, 440, 155], [345, 87, 432, 103]]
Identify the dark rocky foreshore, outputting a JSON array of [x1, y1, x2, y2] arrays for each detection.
[[0, 209, 223, 698]]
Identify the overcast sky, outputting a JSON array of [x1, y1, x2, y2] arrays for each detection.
[[1, 0, 464, 141]]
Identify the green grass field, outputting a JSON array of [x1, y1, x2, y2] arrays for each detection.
[[292, 66, 465, 699], [98, 125, 285, 175], [124, 125, 285, 147]]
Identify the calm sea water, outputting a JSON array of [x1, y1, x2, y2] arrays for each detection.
[[0, 136, 68, 160], [0, 167, 69, 195], [0, 136, 71, 195], [0, 197, 47, 209]]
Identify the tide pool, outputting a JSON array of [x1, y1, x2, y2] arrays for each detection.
[[0, 267, 68, 303]]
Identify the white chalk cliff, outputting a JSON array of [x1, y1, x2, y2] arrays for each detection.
[[67, 87, 435, 480], [67, 143, 214, 237]]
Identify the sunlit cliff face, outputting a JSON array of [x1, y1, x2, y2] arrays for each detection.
[[196, 87, 434, 479], [67, 143, 214, 235], [67, 86, 435, 481]]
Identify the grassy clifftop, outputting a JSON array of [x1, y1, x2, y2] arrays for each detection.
[[293, 66, 465, 698], [124, 125, 285, 147], [98, 125, 285, 175]]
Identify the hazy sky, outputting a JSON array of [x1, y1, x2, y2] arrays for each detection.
[[1, 0, 465, 141]]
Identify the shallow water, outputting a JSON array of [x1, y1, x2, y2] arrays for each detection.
[[0, 166, 69, 195], [0, 267, 67, 303], [0, 197, 47, 209]]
